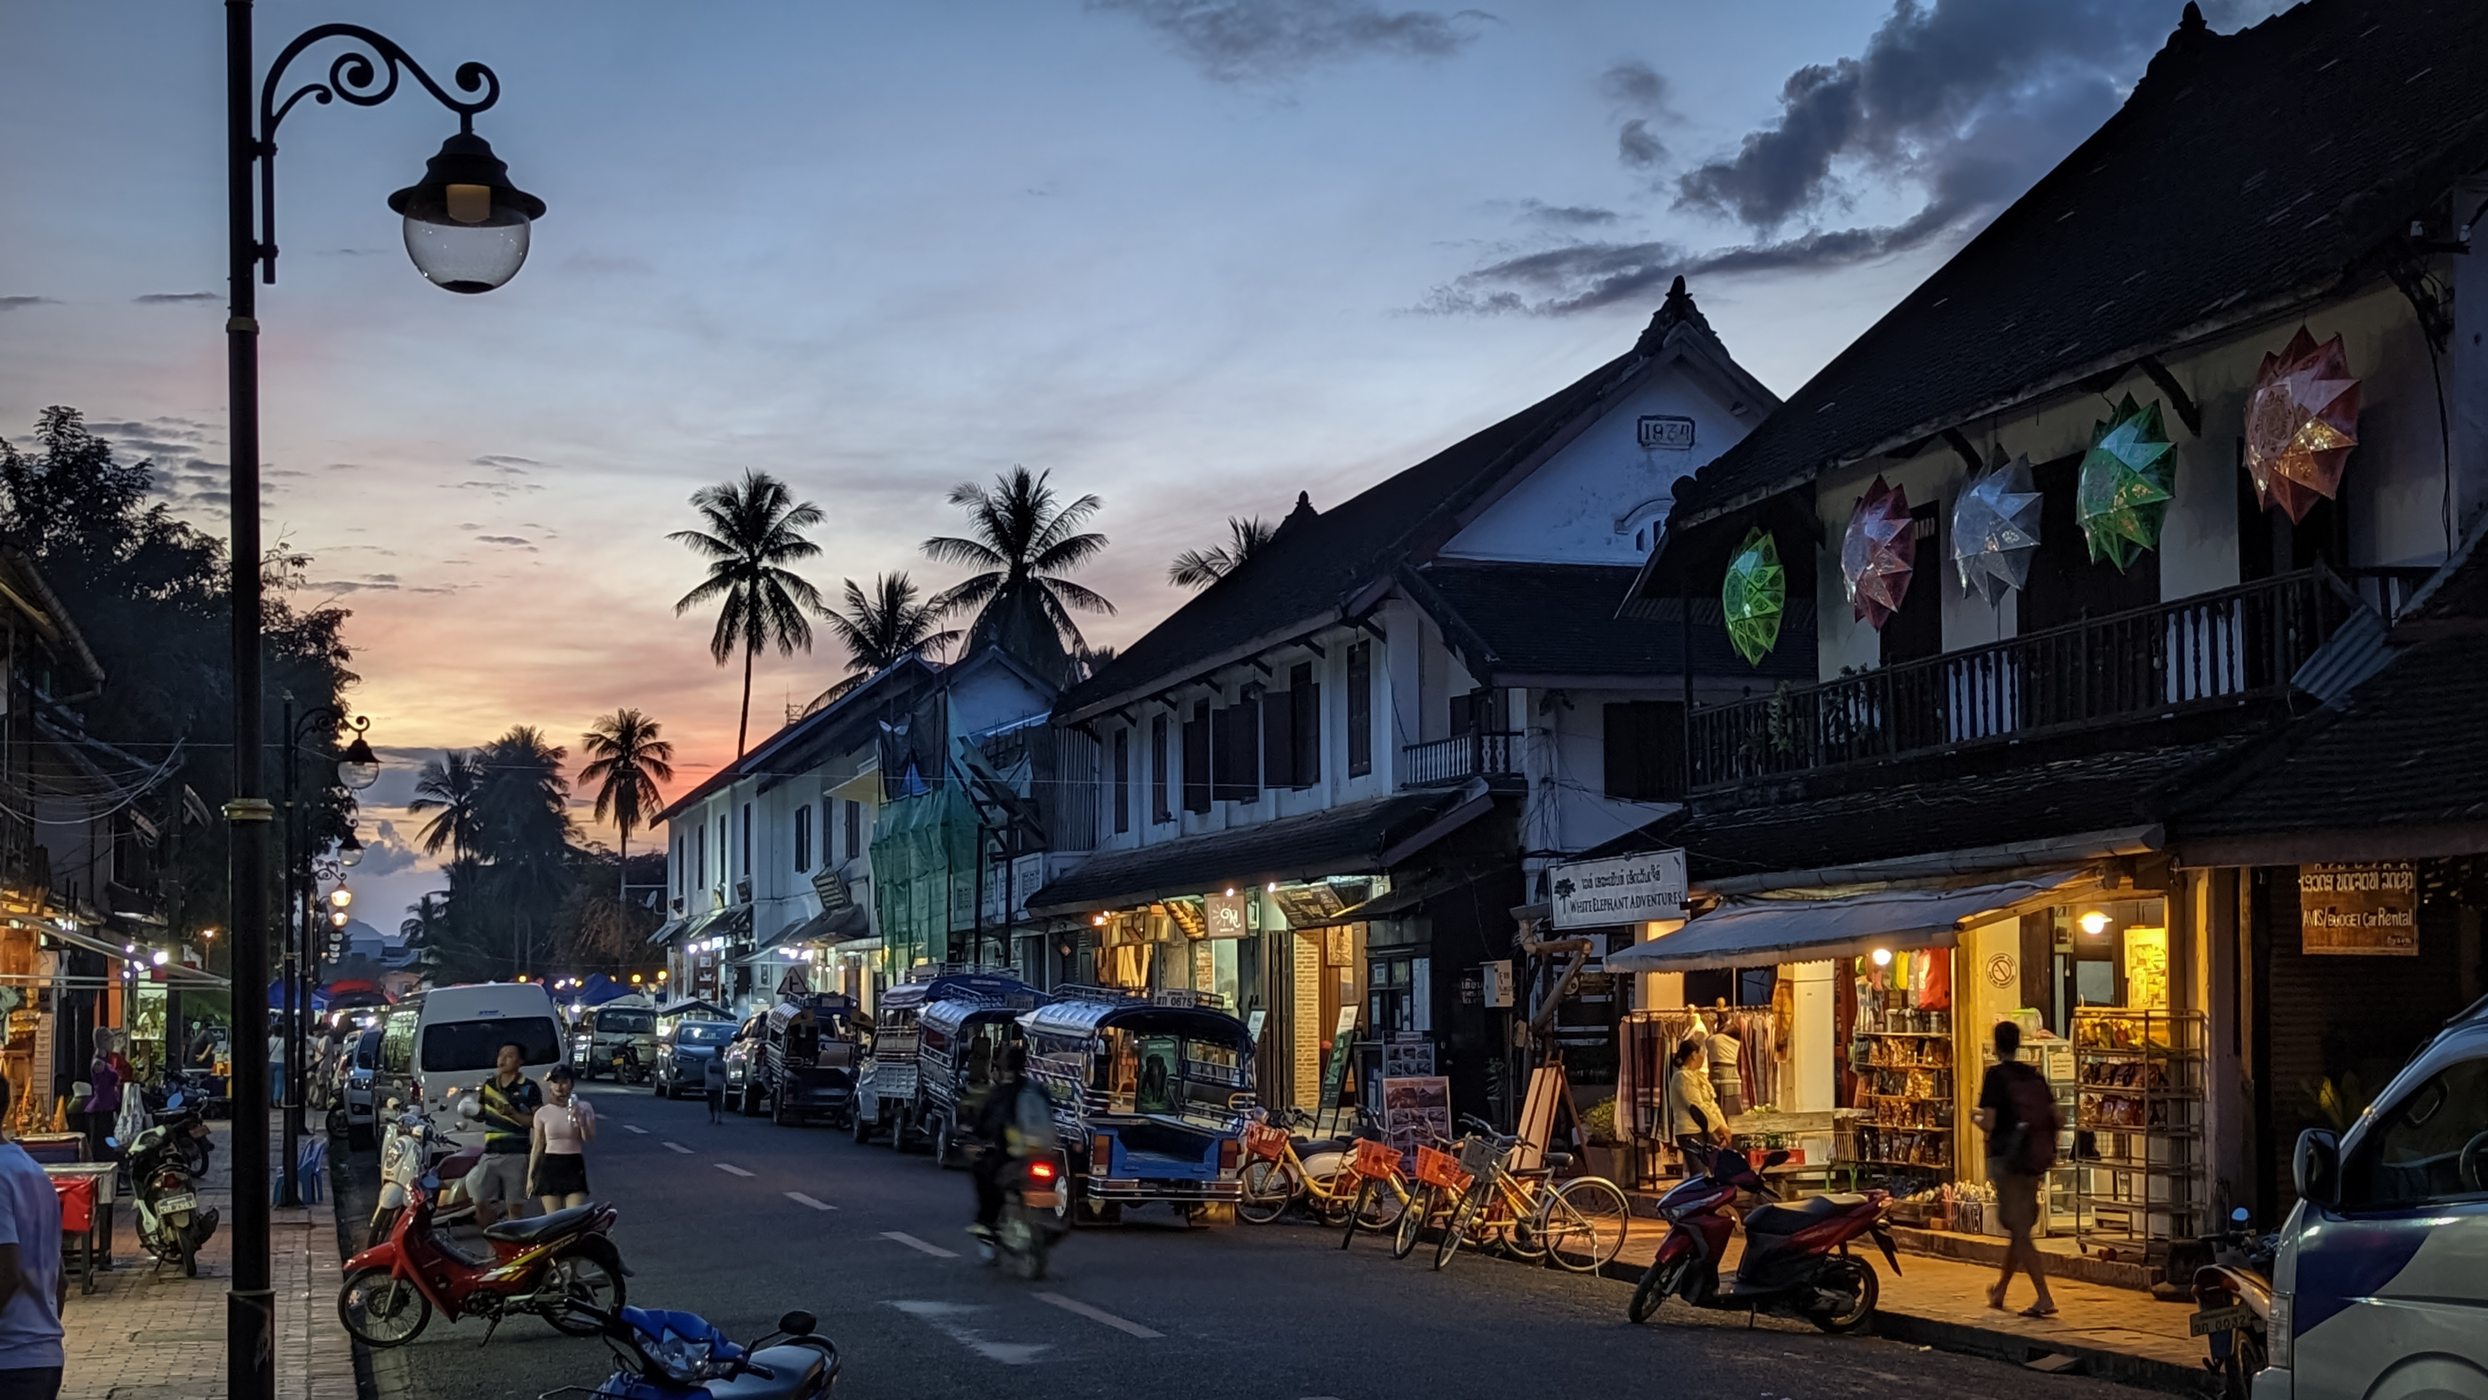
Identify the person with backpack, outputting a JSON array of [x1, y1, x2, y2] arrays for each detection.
[[1975, 1019, 2061, 1317]]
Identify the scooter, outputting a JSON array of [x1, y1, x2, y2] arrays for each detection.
[[370, 1102, 483, 1247], [119, 1100, 220, 1278], [979, 1150, 1070, 1281], [542, 1305, 839, 1400], [2190, 1207, 2277, 1400], [1628, 1138, 1900, 1333], [337, 1169, 628, 1348]]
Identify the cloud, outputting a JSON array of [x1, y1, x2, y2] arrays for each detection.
[[475, 534, 535, 549], [306, 575, 402, 594], [443, 477, 546, 497], [1618, 119, 1667, 169], [353, 819, 424, 878], [132, 292, 218, 305], [1602, 59, 1676, 169], [1088, 0, 1490, 83], [1505, 199, 1619, 228], [472, 454, 540, 472], [0, 296, 57, 312]]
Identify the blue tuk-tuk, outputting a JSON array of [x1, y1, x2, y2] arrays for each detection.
[[853, 967, 1044, 1152], [1017, 987, 1255, 1225]]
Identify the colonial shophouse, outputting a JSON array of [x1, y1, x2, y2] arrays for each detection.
[[1610, 0, 2488, 1269], [1029, 281, 1800, 1123]]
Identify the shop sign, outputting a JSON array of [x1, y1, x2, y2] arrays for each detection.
[[1480, 959, 1514, 1009], [1203, 891, 1252, 939], [2300, 862, 2418, 956], [1383, 1038, 1435, 1076], [1319, 1007, 1358, 1110], [1637, 415, 1696, 451], [1381, 1075, 1451, 1150], [1550, 849, 1687, 929]]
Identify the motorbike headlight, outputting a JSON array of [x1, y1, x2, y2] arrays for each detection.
[[644, 1335, 725, 1385], [2266, 1291, 2291, 1371]]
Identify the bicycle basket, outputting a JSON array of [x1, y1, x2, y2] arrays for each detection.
[[1242, 1122, 1290, 1163], [1414, 1144, 1472, 1194], [1457, 1136, 1510, 1178], [1347, 1138, 1400, 1182]]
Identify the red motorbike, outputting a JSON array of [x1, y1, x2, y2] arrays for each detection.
[[336, 1170, 627, 1347], [1628, 1138, 1900, 1333]]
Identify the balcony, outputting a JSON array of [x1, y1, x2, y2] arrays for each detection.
[[1687, 569, 2357, 791], [1401, 730, 1523, 788]]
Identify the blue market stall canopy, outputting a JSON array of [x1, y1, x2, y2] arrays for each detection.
[[1605, 870, 2092, 974]]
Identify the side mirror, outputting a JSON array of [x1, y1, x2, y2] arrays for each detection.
[[2294, 1128, 2341, 1208], [2230, 1206, 2252, 1225], [456, 1098, 482, 1120], [778, 1310, 817, 1337]]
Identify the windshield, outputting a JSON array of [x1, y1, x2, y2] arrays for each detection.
[[673, 1022, 732, 1045], [420, 1016, 562, 1073], [598, 1009, 656, 1035]]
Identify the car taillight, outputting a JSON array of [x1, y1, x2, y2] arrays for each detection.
[[1218, 1138, 1240, 1171], [1029, 1159, 1057, 1182], [1091, 1134, 1113, 1176]]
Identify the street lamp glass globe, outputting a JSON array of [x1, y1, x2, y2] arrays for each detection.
[[338, 832, 364, 868], [336, 735, 382, 792], [329, 910, 350, 929], [387, 132, 547, 294], [329, 887, 353, 909]]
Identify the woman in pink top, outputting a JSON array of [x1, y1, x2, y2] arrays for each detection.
[[526, 1064, 598, 1211]]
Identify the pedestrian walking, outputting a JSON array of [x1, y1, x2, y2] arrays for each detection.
[[528, 1065, 597, 1213], [1976, 1019, 2061, 1318], [0, 1075, 65, 1400], [702, 1049, 728, 1124], [470, 1042, 545, 1227]]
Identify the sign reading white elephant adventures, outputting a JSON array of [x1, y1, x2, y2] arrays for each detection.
[[1550, 850, 1688, 929]]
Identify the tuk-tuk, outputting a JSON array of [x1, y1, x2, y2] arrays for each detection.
[[912, 981, 1050, 1165], [853, 967, 1043, 1150], [571, 996, 658, 1082], [1016, 987, 1255, 1226], [743, 992, 860, 1127]]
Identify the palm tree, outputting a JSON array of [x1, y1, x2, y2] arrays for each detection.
[[406, 750, 487, 859], [399, 893, 446, 945], [1168, 515, 1275, 589], [923, 465, 1113, 678], [805, 573, 959, 714], [580, 708, 675, 900], [477, 725, 575, 977], [669, 470, 828, 756]]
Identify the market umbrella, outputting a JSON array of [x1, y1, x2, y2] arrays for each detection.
[[1952, 446, 2043, 605], [2245, 325, 2360, 523], [1840, 476, 1914, 629], [2076, 394, 2175, 571], [1722, 527, 1786, 667]]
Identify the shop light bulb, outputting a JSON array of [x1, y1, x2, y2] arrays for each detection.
[[1266, 882, 1277, 892], [2079, 910, 2111, 936], [1225, 888, 1237, 897], [1092, 913, 1106, 926], [1870, 948, 1893, 967], [151, 949, 169, 967]]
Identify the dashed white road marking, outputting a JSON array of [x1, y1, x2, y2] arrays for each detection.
[[662, 1141, 693, 1155], [1035, 1292, 1162, 1339], [881, 1231, 959, 1259], [885, 1300, 1048, 1365], [786, 1191, 837, 1211], [623, 1124, 649, 1135], [715, 1162, 754, 1178]]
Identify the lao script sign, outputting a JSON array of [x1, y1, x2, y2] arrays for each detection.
[[2300, 862, 2418, 956], [1550, 849, 1688, 930]]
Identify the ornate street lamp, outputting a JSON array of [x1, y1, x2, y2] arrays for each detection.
[[337, 831, 363, 868]]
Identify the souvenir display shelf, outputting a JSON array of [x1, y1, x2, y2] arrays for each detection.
[[2070, 1007, 2206, 1248]]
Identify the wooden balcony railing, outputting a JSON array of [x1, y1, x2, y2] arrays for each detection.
[[1687, 569, 2357, 791], [1401, 731, 1522, 788]]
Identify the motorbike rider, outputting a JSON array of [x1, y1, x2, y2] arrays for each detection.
[[966, 1045, 1056, 1243]]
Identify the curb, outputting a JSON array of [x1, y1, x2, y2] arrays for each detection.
[[329, 1146, 381, 1400]]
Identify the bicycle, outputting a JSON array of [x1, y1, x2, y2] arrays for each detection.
[[1430, 1115, 1630, 1274], [1336, 1137, 1426, 1249], [1392, 1139, 1473, 1260], [1236, 1108, 1405, 1230]]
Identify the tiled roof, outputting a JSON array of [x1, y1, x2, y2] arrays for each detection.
[[1669, 0, 2488, 525], [1407, 561, 1815, 683], [1025, 790, 1465, 913]]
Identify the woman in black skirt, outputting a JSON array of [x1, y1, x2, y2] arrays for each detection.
[[528, 1064, 598, 1211]]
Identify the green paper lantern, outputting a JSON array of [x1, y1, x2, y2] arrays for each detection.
[[1722, 527, 1785, 667], [2076, 394, 2176, 571]]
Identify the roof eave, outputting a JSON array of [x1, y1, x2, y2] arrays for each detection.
[[1057, 611, 1347, 725]]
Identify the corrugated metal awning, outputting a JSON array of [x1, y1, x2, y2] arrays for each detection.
[[1605, 870, 2092, 974]]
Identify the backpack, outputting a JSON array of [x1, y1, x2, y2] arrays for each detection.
[[2000, 1062, 2060, 1176]]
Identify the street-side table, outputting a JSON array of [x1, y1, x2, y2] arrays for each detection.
[[44, 1162, 115, 1294]]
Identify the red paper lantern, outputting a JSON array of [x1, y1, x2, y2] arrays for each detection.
[[2245, 326, 2360, 523]]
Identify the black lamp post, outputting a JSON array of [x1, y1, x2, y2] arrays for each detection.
[[276, 698, 378, 1207], [224, 9, 540, 1398]]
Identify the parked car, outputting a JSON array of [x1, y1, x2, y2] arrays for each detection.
[[370, 982, 565, 1153], [2254, 994, 2488, 1399], [332, 1026, 383, 1147], [652, 1018, 738, 1099], [570, 997, 660, 1081], [723, 1012, 763, 1097]]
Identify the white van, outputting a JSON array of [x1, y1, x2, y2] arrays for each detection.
[[2255, 995, 2488, 1399], [372, 982, 565, 1151]]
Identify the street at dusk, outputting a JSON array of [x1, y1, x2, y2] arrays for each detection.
[[11, 3, 2488, 1400]]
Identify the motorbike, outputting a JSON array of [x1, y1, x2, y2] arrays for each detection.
[[337, 1168, 627, 1347], [1628, 1138, 1900, 1334], [117, 1098, 219, 1278], [977, 1150, 1070, 1281], [370, 1101, 483, 1248], [2189, 1206, 2278, 1400], [541, 1305, 839, 1400], [611, 1043, 649, 1087]]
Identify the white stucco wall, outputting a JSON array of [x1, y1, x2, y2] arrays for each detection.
[[1522, 686, 1680, 862]]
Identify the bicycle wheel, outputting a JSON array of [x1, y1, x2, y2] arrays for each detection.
[[1237, 1159, 1299, 1224], [1431, 1188, 1479, 1271], [1541, 1176, 1631, 1273], [1392, 1186, 1435, 1260], [1338, 1178, 1374, 1249], [1356, 1177, 1407, 1232]]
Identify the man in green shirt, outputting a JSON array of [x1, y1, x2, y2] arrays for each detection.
[[471, 1043, 544, 1227]]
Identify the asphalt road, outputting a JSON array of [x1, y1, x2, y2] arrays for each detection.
[[337, 1083, 2139, 1400]]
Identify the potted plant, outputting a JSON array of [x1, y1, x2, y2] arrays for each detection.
[[1579, 1096, 1624, 1181]]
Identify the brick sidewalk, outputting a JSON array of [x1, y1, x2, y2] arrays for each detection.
[[61, 1117, 358, 1400]]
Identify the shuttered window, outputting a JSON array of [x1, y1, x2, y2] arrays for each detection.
[[1183, 702, 1212, 813], [1262, 686, 1294, 789], [1112, 728, 1131, 835], [1151, 714, 1172, 824], [1347, 642, 1373, 777], [1602, 701, 1687, 801], [1291, 663, 1320, 787], [1214, 693, 1260, 804]]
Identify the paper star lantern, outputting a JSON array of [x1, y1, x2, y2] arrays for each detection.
[[1841, 476, 1915, 629], [2077, 394, 2175, 571], [2245, 325, 2360, 524], [1722, 527, 1785, 667], [1953, 446, 2043, 606]]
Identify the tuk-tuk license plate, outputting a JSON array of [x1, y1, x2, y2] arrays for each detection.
[[2189, 1305, 2250, 1337], [157, 1192, 197, 1216], [1023, 1190, 1060, 1210]]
